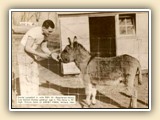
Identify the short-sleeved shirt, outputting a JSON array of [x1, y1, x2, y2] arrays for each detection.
[[21, 27, 44, 48]]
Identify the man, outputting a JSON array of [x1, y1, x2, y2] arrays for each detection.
[[17, 19, 57, 96]]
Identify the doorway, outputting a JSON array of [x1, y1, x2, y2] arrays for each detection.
[[89, 16, 116, 57]]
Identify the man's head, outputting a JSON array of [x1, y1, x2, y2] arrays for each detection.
[[42, 20, 55, 36]]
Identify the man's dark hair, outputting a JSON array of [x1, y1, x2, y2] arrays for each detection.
[[42, 20, 55, 29]]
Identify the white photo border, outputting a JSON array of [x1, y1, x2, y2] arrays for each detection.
[[9, 9, 151, 111]]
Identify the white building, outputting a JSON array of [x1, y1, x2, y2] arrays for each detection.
[[58, 11, 149, 74]]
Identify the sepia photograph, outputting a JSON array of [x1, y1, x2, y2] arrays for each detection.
[[9, 9, 151, 111]]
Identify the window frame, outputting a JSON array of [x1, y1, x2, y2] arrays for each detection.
[[118, 14, 136, 36]]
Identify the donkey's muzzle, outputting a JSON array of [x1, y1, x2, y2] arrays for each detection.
[[58, 54, 70, 63]]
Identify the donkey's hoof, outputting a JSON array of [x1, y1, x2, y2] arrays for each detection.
[[128, 105, 137, 108], [81, 100, 91, 108], [92, 103, 96, 106], [82, 105, 89, 108], [82, 104, 91, 108], [91, 100, 96, 105]]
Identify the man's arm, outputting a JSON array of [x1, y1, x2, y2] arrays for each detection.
[[41, 41, 52, 55], [25, 36, 50, 59]]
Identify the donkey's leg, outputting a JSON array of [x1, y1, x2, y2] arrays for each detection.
[[130, 88, 137, 108], [85, 83, 92, 106], [91, 84, 97, 105], [125, 74, 137, 108], [84, 74, 92, 106]]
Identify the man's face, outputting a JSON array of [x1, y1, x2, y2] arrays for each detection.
[[42, 27, 54, 37]]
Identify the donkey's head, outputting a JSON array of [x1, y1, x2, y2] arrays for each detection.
[[60, 36, 78, 63]]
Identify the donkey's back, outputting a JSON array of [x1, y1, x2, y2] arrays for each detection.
[[87, 54, 142, 86]]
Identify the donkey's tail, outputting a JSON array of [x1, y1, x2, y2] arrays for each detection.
[[137, 62, 142, 85]]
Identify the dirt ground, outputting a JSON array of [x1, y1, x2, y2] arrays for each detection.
[[11, 34, 149, 109]]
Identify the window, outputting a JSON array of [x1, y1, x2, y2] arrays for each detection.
[[119, 14, 136, 35]]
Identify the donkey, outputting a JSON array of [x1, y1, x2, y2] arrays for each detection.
[[59, 36, 142, 108]]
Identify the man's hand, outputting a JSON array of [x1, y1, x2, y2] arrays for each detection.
[[35, 53, 51, 61], [51, 52, 59, 62], [39, 53, 51, 59]]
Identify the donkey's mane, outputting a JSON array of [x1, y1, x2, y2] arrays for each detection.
[[74, 42, 90, 55]]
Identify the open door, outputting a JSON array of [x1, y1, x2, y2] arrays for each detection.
[[89, 16, 116, 57]]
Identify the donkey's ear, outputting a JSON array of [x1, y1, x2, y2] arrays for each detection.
[[68, 37, 73, 48], [68, 37, 72, 45], [73, 36, 77, 43]]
